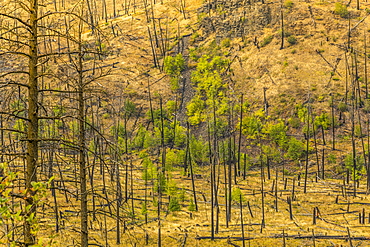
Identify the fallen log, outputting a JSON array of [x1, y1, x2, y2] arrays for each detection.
[[195, 234, 370, 241]]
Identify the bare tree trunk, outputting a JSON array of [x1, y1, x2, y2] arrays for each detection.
[[365, 32, 368, 98], [25, 1, 39, 245], [351, 97, 357, 197], [77, 18, 88, 246], [280, 0, 284, 50], [304, 105, 310, 193]]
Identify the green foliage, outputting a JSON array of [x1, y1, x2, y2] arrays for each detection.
[[262, 145, 284, 164], [285, 137, 305, 161], [314, 113, 330, 130], [166, 179, 178, 196], [189, 135, 209, 165], [188, 199, 196, 211], [288, 117, 301, 128], [166, 100, 177, 116], [240, 153, 252, 173], [210, 117, 229, 137], [141, 203, 148, 215], [287, 35, 297, 45], [10, 99, 26, 117], [144, 106, 187, 148], [173, 123, 187, 147], [164, 53, 185, 91], [296, 104, 308, 122], [187, 55, 230, 125], [334, 3, 349, 18], [131, 125, 148, 150], [231, 187, 245, 203], [141, 153, 156, 181], [178, 187, 186, 202], [192, 55, 227, 99], [363, 99, 370, 113], [154, 172, 167, 193], [13, 119, 26, 139], [328, 153, 336, 164], [261, 35, 273, 47], [0, 163, 54, 246], [110, 123, 127, 139], [221, 38, 231, 48], [153, 123, 187, 148], [344, 153, 365, 180], [187, 96, 206, 125], [165, 148, 186, 169], [262, 120, 288, 147], [190, 31, 200, 43], [52, 105, 65, 116], [284, 0, 294, 9], [240, 109, 265, 138], [354, 124, 365, 138], [169, 196, 181, 212], [121, 99, 137, 117]]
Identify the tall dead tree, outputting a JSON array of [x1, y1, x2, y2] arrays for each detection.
[[0, 1, 41, 244]]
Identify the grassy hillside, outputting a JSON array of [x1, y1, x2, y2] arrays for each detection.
[[2, 0, 370, 246]]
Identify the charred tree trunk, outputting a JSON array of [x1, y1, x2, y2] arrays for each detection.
[[25, 1, 39, 245]]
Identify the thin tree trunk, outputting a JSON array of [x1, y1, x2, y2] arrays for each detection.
[[25, 0, 39, 244], [304, 106, 310, 193], [78, 38, 88, 247]]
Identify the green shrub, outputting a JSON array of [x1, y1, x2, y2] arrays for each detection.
[[189, 135, 209, 165], [284, 0, 294, 9], [164, 53, 185, 91], [187, 96, 205, 125], [221, 38, 231, 48], [314, 113, 330, 130], [188, 199, 196, 211], [141, 203, 148, 215], [165, 149, 186, 169], [261, 35, 273, 47], [288, 117, 301, 128], [338, 102, 348, 112], [287, 35, 297, 45], [285, 137, 305, 161], [344, 153, 365, 180], [354, 124, 365, 138], [169, 197, 181, 212], [334, 3, 349, 18], [328, 153, 336, 164], [231, 187, 245, 203], [263, 120, 288, 147], [363, 99, 370, 113]]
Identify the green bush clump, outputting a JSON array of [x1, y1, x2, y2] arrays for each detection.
[[287, 35, 297, 45], [231, 187, 245, 203], [261, 35, 273, 47], [338, 102, 348, 112], [284, 0, 294, 9], [221, 38, 231, 48], [169, 197, 181, 212], [164, 53, 185, 91], [187, 55, 230, 125], [334, 3, 349, 18], [285, 137, 305, 161], [344, 153, 365, 180]]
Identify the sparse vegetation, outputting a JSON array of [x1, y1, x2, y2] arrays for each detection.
[[334, 2, 349, 18], [2, 0, 370, 246], [287, 35, 297, 45], [261, 35, 273, 47]]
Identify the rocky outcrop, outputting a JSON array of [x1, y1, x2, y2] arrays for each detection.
[[198, 0, 279, 39]]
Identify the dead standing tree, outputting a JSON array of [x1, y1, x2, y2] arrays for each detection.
[[0, 0, 46, 244], [0, 1, 112, 245]]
